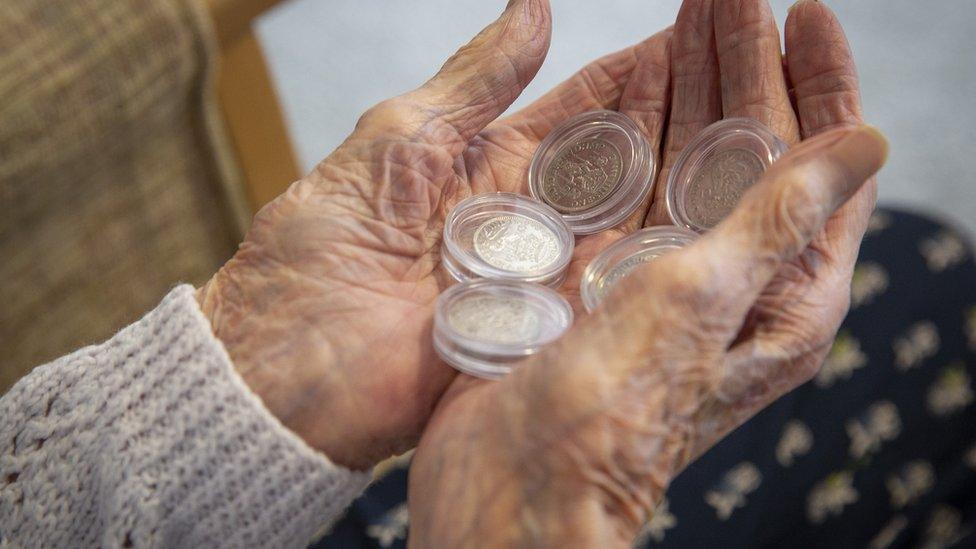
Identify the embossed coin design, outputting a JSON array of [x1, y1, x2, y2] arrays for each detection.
[[528, 110, 654, 234], [433, 279, 574, 379], [473, 214, 561, 273], [685, 149, 765, 228], [597, 251, 663, 300], [447, 294, 542, 345], [441, 193, 574, 287], [666, 118, 789, 233], [540, 137, 623, 213]]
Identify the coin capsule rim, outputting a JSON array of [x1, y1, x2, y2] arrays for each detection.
[[528, 110, 655, 235], [580, 225, 700, 313], [442, 192, 575, 288], [433, 279, 574, 379], [665, 117, 790, 234]]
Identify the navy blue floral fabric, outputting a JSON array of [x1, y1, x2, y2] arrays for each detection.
[[312, 208, 976, 549]]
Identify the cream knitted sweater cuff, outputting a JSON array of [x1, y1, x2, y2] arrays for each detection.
[[0, 285, 371, 548]]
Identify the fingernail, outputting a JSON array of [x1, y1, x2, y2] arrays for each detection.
[[788, 0, 818, 14], [817, 125, 889, 206], [830, 124, 889, 173]]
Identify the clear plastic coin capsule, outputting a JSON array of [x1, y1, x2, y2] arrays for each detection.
[[528, 110, 654, 235], [580, 226, 699, 312], [433, 279, 574, 379], [442, 193, 574, 288], [666, 118, 789, 233]]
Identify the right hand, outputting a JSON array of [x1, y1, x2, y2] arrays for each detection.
[[408, 122, 888, 549], [408, 0, 889, 544]]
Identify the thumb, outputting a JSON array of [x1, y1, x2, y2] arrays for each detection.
[[361, 0, 551, 157]]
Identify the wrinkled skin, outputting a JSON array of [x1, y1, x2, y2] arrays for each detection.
[[199, 0, 675, 469], [408, 0, 887, 547], [197, 0, 888, 545]]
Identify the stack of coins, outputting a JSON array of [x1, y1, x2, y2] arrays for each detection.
[[435, 112, 787, 379]]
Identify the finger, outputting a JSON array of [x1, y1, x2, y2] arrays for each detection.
[[559, 230, 629, 313], [474, 30, 673, 196], [645, 0, 722, 226], [615, 29, 673, 233], [361, 0, 552, 157], [501, 29, 672, 143], [786, 0, 874, 264], [553, 30, 674, 303], [786, 0, 863, 138], [694, 125, 888, 319], [713, 0, 800, 143]]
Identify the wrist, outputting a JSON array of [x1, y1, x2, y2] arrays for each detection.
[[195, 273, 379, 471]]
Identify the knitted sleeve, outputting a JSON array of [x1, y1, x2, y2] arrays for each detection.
[[0, 285, 371, 548]]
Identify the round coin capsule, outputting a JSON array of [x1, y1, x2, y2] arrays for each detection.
[[580, 226, 699, 312], [442, 193, 574, 288], [433, 279, 574, 379], [528, 110, 654, 235], [666, 118, 789, 233]]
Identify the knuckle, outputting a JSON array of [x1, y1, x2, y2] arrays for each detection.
[[763, 171, 824, 257], [355, 98, 417, 135]]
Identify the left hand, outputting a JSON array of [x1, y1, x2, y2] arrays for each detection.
[[198, 0, 676, 470]]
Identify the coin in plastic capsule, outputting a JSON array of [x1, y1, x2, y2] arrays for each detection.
[[433, 279, 574, 379], [528, 110, 655, 235], [580, 226, 699, 312], [666, 118, 789, 233], [441, 192, 575, 288]]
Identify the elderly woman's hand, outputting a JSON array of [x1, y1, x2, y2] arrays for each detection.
[[195, 0, 676, 471], [407, 115, 888, 549], [408, 1, 887, 546]]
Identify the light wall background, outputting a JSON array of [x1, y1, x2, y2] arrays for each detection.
[[256, 0, 976, 235]]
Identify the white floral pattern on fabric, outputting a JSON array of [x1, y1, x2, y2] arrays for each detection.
[[886, 460, 935, 509], [926, 363, 974, 417], [851, 263, 889, 308], [869, 515, 908, 549], [807, 472, 859, 524], [373, 451, 413, 480], [920, 231, 967, 273], [965, 443, 976, 470], [894, 321, 940, 371], [776, 421, 814, 467], [866, 211, 892, 235], [847, 401, 902, 460], [817, 332, 868, 388], [919, 505, 969, 549], [965, 305, 976, 351], [319, 209, 976, 548], [633, 498, 677, 545], [366, 503, 409, 548], [704, 462, 762, 521]]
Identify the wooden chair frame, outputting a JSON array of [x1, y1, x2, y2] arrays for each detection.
[[208, 0, 301, 211]]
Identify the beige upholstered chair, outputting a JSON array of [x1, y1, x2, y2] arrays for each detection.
[[0, 0, 296, 391]]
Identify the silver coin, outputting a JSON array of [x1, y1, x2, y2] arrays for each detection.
[[685, 148, 765, 229], [473, 215, 561, 273], [447, 294, 541, 344], [540, 137, 624, 213], [596, 249, 670, 300]]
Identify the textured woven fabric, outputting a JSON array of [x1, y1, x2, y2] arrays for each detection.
[[0, 0, 246, 392], [0, 285, 371, 547]]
